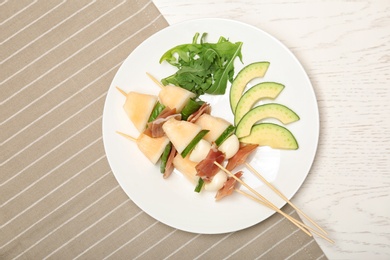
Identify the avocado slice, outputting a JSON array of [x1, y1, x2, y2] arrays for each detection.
[[234, 82, 284, 125], [239, 123, 298, 150], [230, 62, 270, 113], [236, 103, 300, 138]]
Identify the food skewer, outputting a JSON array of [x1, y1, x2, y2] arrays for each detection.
[[115, 128, 332, 242], [116, 130, 314, 238], [116, 128, 334, 243], [116, 123, 334, 242]]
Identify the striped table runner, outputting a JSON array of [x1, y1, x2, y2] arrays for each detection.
[[1, 1, 327, 259]]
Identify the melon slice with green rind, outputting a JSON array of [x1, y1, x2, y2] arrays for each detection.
[[236, 103, 300, 138], [230, 61, 270, 113], [239, 123, 298, 150], [234, 82, 284, 125]]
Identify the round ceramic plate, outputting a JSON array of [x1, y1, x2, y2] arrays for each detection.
[[102, 18, 319, 234]]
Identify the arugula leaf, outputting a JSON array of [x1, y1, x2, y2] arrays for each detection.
[[160, 33, 243, 96]]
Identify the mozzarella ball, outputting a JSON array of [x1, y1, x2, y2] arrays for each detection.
[[204, 170, 228, 191], [218, 134, 240, 159], [189, 139, 211, 163]]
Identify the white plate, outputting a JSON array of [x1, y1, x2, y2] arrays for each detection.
[[102, 18, 319, 234]]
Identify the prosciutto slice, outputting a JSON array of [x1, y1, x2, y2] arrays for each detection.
[[215, 171, 243, 201], [144, 108, 180, 138], [187, 103, 211, 123], [163, 145, 177, 179], [195, 144, 225, 182], [226, 144, 258, 171]]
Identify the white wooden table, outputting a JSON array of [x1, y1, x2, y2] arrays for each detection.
[[153, 1, 390, 259]]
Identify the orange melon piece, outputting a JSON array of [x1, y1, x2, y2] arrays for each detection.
[[172, 153, 198, 184], [123, 92, 157, 133], [194, 114, 231, 143], [136, 133, 170, 164], [158, 85, 196, 112], [162, 117, 201, 154]]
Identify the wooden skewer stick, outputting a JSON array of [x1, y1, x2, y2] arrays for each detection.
[[116, 131, 137, 142], [146, 72, 164, 89], [116, 86, 127, 96], [235, 189, 334, 244], [244, 162, 328, 236], [234, 189, 308, 231], [214, 162, 312, 237]]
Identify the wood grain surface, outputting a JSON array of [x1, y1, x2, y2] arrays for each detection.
[[152, 0, 390, 259]]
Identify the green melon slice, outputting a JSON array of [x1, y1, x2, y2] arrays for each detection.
[[234, 82, 284, 125], [235, 103, 300, 138], [230, 62, 270, 113], [239, 123, 298, 150]]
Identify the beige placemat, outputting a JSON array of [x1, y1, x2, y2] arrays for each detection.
[[1, 1, 327, 259]]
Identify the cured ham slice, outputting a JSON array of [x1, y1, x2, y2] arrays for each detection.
[[163, 145, 177, 179], [187, 103, 211, 123], [195, 144, 225, 182], [215, 171, 243, 201], [226, 144, 258, 171], [144, 108, 180, 138]]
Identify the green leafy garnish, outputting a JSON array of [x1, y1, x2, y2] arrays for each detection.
[[160, 33, 243, 96]]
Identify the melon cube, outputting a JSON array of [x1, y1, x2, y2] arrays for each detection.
[[158, 85, 196, 112], [136, 133, 170, 164], [172, 154, 198, 184], [195, 114, 231, 143], [162, 117, 201, 154], [123, 92, 157, 133]]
